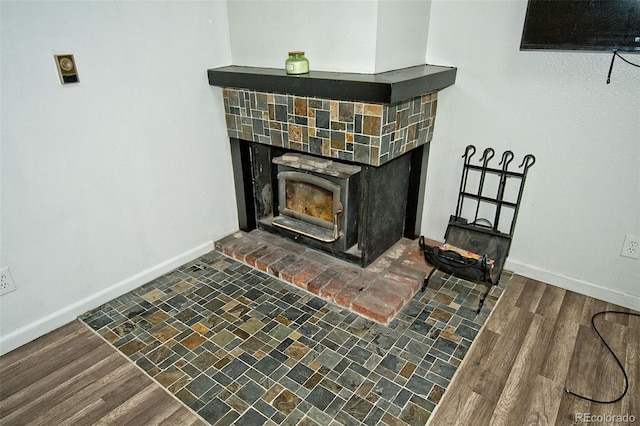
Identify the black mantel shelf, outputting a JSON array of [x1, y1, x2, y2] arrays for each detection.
[[207, 64, 457, 104]]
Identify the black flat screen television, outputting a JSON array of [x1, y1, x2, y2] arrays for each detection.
[[520, 0, 640, 53]]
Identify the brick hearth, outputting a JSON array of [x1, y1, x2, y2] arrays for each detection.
[[215, 230, 437, 324]]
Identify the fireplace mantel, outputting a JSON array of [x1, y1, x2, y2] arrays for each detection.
[[207, 64, 456, 104]]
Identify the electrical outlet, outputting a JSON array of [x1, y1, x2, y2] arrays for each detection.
[[621, 234, 640, 259], [0, 267, 17, 296]]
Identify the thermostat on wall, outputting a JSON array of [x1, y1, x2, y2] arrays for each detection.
[[54, 54, 79, 84]]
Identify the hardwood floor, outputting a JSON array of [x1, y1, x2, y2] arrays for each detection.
[[0, 320, 206, 426], [429, 274, 640, 425]]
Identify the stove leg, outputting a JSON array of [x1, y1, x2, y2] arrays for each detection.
[[421, 268, 437, 292], [477, 282, 493, 313]]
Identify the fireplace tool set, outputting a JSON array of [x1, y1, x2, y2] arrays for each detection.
[[419, 145, 535, 313]]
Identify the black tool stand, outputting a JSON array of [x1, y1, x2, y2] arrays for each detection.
[[420, 145, 535, 313]]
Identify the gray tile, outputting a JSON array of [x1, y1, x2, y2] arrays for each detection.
[[372, 377, 402, 402], [198, 398, 232, 424], [287, 363, 315, 384], [306, 385, 336, 411], [235, 408, 267, 426], [405, 375, 434, 398], [236, 380, 265, 405]]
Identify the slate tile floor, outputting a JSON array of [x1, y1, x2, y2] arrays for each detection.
[[81, 249, 509, 425]]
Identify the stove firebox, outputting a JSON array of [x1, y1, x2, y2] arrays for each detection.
[[272, 153, 360, 251]]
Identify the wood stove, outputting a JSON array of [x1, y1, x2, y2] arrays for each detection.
[[232, 140, 422, 267]]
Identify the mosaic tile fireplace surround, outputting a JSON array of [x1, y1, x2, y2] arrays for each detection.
[[208, 64, 457, 268], [210, 64, 457, 168], [222, 88, 437, 167]]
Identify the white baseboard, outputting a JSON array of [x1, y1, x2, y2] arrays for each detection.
[[0, 241, 213, 356], [505, 259, 640, 311]]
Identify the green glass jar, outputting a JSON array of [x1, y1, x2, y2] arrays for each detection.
[[285, 51, 309, 75]]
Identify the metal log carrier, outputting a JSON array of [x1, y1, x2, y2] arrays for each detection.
[[419, 145, 535, 313]]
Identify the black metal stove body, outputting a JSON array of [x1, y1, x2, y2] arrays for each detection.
[[231, 139, 427, 267]]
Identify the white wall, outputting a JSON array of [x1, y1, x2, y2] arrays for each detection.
[[0, 1, 238, 354], [375, 0, 431, 73], [422, 1, 640, 309], [227, 0, 379, 73], [226, 0, 431, 73]]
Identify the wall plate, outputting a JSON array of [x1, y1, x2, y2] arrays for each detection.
[[54, 54, 79, 84], [0, 267, 17, 296]]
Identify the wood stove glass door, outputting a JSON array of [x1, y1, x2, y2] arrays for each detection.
[[277, 171, 342, 231]]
